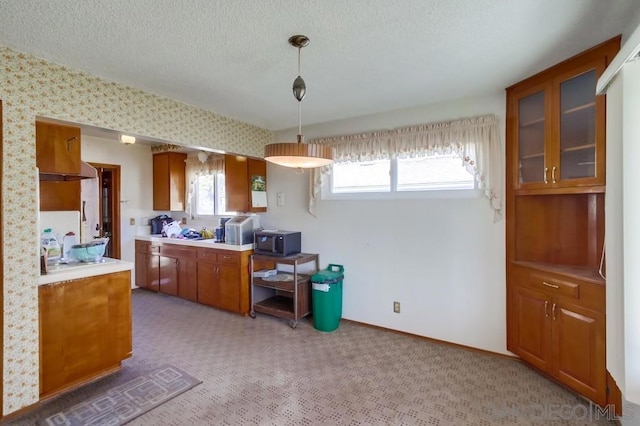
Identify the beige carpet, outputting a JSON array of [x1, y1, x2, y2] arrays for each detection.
[[7, 289, 614, 425]]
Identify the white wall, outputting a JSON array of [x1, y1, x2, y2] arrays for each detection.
[[81, 135, 154, 268], [264, 92, 507, 354]]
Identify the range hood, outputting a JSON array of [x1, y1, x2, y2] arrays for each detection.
[[39, 161, 98, 181]]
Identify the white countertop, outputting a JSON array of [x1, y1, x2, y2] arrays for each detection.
[[39, 258, 134, 286], [135, 235, 254, 251]]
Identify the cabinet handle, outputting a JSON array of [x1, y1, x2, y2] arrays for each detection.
[[552, 303, 557, 320], [176, 260, 179, 270], [216, 266, 219, 278], [544, 167, 548, 184], [66, 136, 77, 151], [552, 166, 557, 184], [542, 281, 559, 289], [544, 300, 549, 317]]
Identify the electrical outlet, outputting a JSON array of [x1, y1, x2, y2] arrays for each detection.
[[277, 192, 285, 207], [129, 218, 135, 226], [181, 217, 187, 225], [393, 301, 400, 313], [142, 217, 150, 226]]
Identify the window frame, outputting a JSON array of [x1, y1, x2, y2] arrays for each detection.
[[191, 173, 234, 217], [322, 155, 480, 201]]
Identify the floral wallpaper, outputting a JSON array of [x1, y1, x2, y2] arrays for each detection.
[[0, 45, 272, 414]]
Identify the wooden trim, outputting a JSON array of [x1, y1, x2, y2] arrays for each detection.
[[89, 163, 121, 259], [341, 319, 519, 361], [606, 370, 623, 417], [0, 100, 4, 418]]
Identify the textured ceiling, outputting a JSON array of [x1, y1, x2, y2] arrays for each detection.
[[0, 0, 638, 131]]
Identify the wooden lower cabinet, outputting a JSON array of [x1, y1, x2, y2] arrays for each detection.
[[134, 240, 251, 314], [196, 248, 251, 314], [508, 266, 606, 406], [39, 270, 132, 399]]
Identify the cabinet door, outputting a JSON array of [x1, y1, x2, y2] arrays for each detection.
[[177, 256, 197, 302], [159, 255, 178, 296], [146, 253, 160, 291], [36, 121, 81, 174], [224, 155, 267, 213], [216, 263, 240, 312], [135, 250, 148, 288], [196, 261, 217, 307], [225, 155, 250, 212], [554, 59, 607, 187], [40, 275, 110, 396], [39, 180, 81, 211], [510, 82, 552, 189], [551, 300, 606, 405], [510, 286, 551, 371], [153, 152, 186, 211]]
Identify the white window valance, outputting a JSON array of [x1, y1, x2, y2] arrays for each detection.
[[309, 114, 503, 220]]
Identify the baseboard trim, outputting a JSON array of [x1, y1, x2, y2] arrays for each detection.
[[341, 318, 517, 360]]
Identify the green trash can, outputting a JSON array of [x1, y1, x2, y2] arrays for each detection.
[[311, 264, 344, 332]]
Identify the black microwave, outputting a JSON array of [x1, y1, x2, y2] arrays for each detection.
[[254, 231, 301, 257]]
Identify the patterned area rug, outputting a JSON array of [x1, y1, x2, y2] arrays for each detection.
[[42, 364, 201, 426]]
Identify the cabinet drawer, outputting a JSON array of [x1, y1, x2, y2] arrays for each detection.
[[135, 241, 150, 253], [161, 244, 196, 258], [149, 244, 160, 254], [217, 252, 239, 266], [197, 248, 218, 261], [528, 272, 579, 299]]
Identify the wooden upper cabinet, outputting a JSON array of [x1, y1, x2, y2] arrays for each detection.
[[36, 121, 82, 174], [224, 154, 267, 213], [153, 152, 186, 211], [507, 37, 619, 192]]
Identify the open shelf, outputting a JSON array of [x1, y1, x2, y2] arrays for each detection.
[[253, 296, 296, 320], [252, 273, 310, 292], [511, 261, 604, 285]]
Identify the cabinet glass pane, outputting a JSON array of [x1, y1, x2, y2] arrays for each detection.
[[560, 70, 596, 180], [518, 91, 545, 184]]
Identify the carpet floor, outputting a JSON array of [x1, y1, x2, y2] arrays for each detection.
[[7, 289, 614, 425]]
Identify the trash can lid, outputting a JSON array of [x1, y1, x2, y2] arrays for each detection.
[[311, 267, 344, 284]]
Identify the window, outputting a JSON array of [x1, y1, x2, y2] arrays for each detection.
[[329, 153, 475, 195], [192, 173, 232, 216]]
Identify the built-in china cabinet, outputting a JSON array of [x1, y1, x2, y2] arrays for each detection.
[[506, 36, 620, 407]]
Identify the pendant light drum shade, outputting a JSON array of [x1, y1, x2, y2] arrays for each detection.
[[264, 140, 334, 168], [264, 35, 334, 169]]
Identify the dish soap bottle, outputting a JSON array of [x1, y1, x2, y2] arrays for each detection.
[[41, 228, 61, 261]]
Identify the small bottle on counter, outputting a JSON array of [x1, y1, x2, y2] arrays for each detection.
[[40, 246, 48, 275]]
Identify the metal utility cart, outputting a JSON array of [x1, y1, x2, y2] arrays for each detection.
[[249, 253, 319, 328]]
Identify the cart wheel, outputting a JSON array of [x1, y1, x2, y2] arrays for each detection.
[[289, 320, 298, 329], [249, 311, 256, 319]]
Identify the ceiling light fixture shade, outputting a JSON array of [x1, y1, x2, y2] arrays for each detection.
[[119, 134, 136, 145], [264, 35, 334, 169], [197, 151, 209, 163]]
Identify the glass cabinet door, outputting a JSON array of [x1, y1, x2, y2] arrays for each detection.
[[559, 69, 597, 181], [517, 90, 546, 185]]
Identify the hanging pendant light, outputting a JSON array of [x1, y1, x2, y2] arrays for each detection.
[[264, 35, 334, 169]]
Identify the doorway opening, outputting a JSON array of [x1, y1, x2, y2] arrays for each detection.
[[90, 163, 121, 259]]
